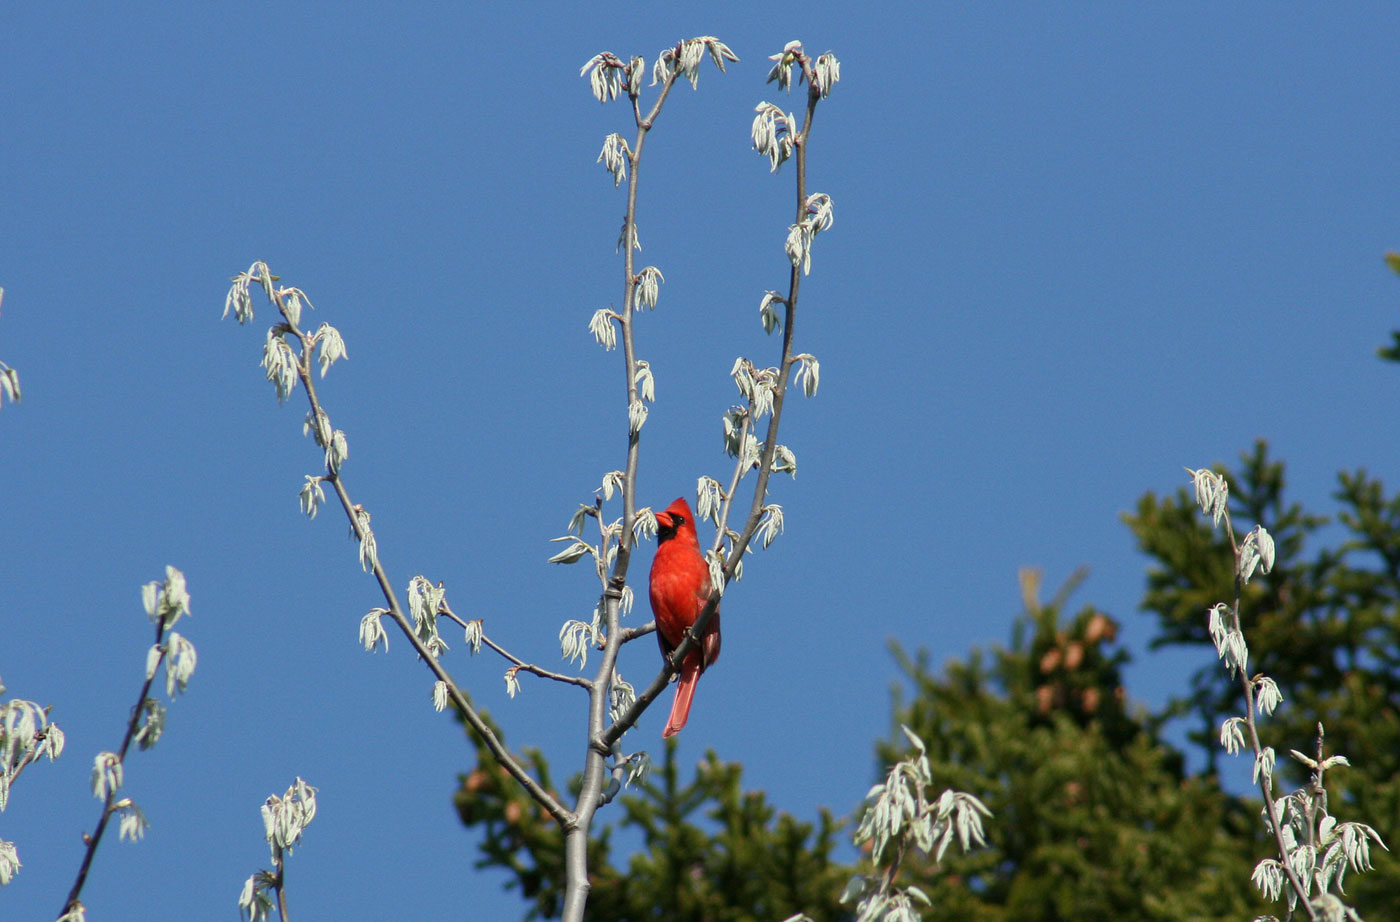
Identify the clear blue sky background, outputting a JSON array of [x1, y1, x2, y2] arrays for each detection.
[[5, 4, 1400, 920]]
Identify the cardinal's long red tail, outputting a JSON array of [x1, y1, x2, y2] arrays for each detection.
[[663, 657, 701, 738]]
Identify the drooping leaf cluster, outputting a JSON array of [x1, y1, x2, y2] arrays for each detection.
[[1125, 440, 1400, 910]]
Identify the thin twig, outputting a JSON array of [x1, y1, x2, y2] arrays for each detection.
[[711, 411, 754, 554], [61, 613, 170, 918], [615, 622, 656, 644], [437, 602, 592, 689], [270, 291, 572, 827], [1219, 503, 1318, 922], [273, 852, 290, 922]]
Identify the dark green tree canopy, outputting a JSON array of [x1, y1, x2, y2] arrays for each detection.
[[884, 569, 1261, 922], [455, 712, 849, 922]]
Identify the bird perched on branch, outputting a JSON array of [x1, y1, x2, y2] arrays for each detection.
[[649, 497, 721, 737]]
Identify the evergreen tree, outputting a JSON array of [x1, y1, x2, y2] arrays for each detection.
[[885, 569, 1263, 921], [454, 713, 849, 922], [457, 448, 1397, 919]]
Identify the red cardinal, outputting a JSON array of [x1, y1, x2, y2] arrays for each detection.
[[649, 497, 721, 738]]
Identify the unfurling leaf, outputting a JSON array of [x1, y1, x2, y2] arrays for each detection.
[[589, 308, 618, 351], [635, 267, 664, 310], [599, 471, 626, 502], [759, 291, 784, 334], [580, 52, 627, 103], [299, 476, 326, 519], [696, 476, 723, 525], [634, 361, 655, 402], [548, 536, 595, 565], [359, 610, 389, 653], [757, 504, 785, 548], [794, 353, 820, 397], [1185, 467, 1229, 528], [597, 133, 630, 187], [771, 444, 798, 477], [813, 52, 841, 97], [312, 322, 347, 378], [628, 398, 648, 434], [766, 41, 802, 92]]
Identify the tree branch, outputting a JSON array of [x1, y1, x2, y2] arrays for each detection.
[[564, 55, 687, 922], [61, 595, 174, 918], [254, 285, 573, 828], [607, 60, 830, 749], [437, 603, 593, 690], [1217, 498, 1318, 921]]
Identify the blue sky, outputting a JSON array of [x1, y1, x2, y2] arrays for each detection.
[[5, 4, 1400, 919]]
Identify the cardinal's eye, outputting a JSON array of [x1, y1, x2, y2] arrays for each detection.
[[673, 515, 685, 526]]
